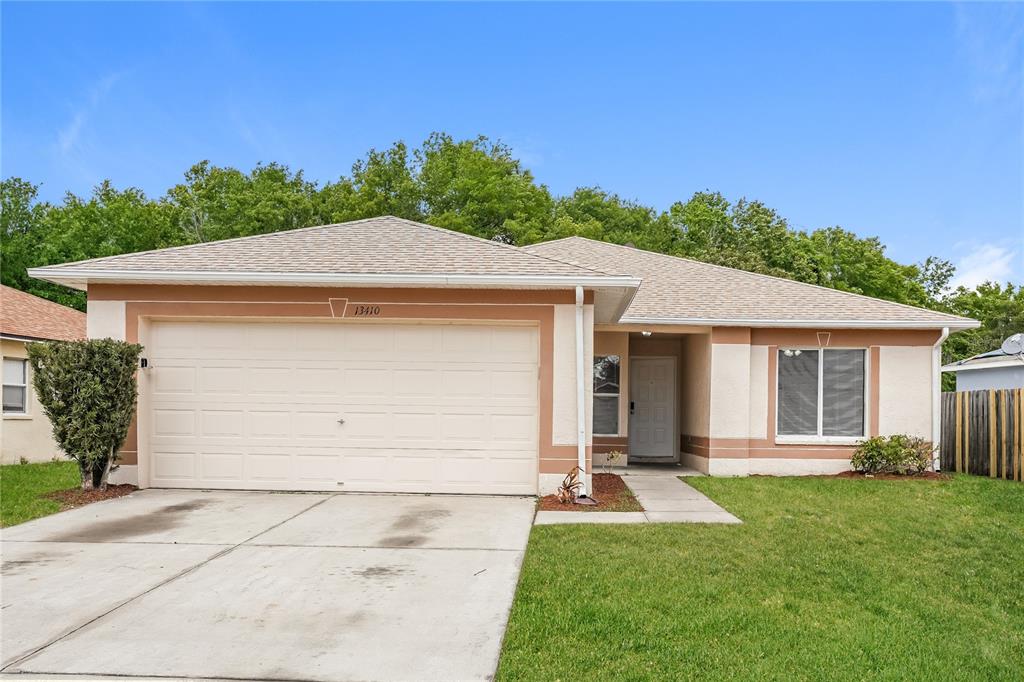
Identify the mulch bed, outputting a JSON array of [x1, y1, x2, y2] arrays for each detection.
[[538, 473, 644, 512], [831, 470, 950, 481], [43, 484, 137, 511]]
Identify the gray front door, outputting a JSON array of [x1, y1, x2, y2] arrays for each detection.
[[628, 357, 676, 460]]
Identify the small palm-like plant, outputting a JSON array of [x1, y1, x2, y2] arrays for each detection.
[[555, 466, 583, 504], [603, 449, 623, 473]]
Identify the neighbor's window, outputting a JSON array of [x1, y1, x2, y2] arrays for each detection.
[[593, 355, 620, 435], [777, 349, 865, 438], [3, 358, 28, 414]]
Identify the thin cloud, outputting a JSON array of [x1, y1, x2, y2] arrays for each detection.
[[55, 72, 124, 156], [949, 242, 1020, 290], [953, 2, 1024, 105]]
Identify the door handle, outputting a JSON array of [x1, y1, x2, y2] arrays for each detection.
[[630, 401, 635, 415]]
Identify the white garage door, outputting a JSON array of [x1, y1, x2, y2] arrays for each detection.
[[146, 320, 538, 494]]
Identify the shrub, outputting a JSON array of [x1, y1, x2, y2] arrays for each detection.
[[851, 435, 934, 475], [26, 339, 143, 490]]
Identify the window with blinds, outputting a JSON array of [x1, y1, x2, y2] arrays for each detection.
[[777, 349, 865, 438]]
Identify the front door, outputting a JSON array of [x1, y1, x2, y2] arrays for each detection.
[[628, 357, 676, 460]]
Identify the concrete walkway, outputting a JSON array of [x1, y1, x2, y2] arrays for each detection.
[[535, 473, 741, 525]]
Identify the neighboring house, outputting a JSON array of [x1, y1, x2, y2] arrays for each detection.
[[942, 348, 1024, 391], [27, 217, 977, 493], [0, 285, 86, 464]]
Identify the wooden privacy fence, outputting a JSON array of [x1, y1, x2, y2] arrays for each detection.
[[940, 388, 1024, 481]]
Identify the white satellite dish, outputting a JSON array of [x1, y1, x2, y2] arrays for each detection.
[[1001, 333, 1024, 356]]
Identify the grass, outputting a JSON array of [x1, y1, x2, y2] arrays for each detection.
[[0, 460, 79, 527], [499, 475, 1024, 681]]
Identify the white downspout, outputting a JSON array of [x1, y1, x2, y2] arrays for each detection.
[[575, 285, 588, 497], [932, 327, 950, 470]]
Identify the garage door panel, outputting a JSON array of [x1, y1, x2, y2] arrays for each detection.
[[248, 411, 292, 438], [491, 326, 538, 355], [294, 368, 340, 395], [153, 409, 196, 437], [295, 453, 340, 484], [391, 412, 439, 441], [199, 452, 245, 482], [152, 366, 196, 395], [249, 368, 293, 395], [200, 410, 245, 438], [392, 369, 439, 397], [152, 450, 197, 481], [292, 411, 341, 439], [345, 325, 394, 353], [147, 320, 538, 493], [345, 368, 391, 396], [246, 452, 293, 482], [492, 369, 535, 398], [394, 325, 440, 352], [491, 414, 537, 443], [202, 366, 246, 395]]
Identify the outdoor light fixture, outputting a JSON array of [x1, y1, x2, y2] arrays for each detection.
[[641, 330, 653, 337], [782, 349, 803, 357]]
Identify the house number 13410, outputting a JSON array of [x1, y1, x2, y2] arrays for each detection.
[[352, 305, 381, 317]]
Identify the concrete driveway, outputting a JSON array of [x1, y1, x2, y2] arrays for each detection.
[[1, 489, 534, 681]]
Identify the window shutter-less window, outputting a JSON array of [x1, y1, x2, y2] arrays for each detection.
[[593, 355, 620, 435], [777, 350, 818, 436], [822, 350, 865, 437], [2, 358, 27, 413]]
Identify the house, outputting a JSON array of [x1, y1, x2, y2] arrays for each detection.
[[941, 347, 1024, 391], [27, 217, 977, 493], [1, 285, 87, 464]]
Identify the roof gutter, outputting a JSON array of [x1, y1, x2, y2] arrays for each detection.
[[618, 316, 979, 331], [26, 267, 641, 291], [941, 358, 1024, 372]]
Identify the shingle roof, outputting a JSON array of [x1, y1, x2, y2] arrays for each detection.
[[0, 285, 86, 341], [32, 216, 616, 279], [525, 237, 977, 329]]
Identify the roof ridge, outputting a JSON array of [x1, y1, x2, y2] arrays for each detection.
[[34, 218, 394, 270], [386, 217, 620, 277], [532, 236, 973, 323], [41, 216, 618, 279]]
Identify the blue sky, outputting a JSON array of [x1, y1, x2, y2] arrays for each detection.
[[3, 2, 1022, 287]]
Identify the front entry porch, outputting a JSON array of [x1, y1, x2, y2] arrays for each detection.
[[593, 329, 712, 469]]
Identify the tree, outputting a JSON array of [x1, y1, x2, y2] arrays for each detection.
[[1, 178, 49, 296], [802, 226, 929, 306], [2, 179, 178, 310], [941, 283, 1024, 365], [318, 141, 424, 223], [916, 256, 956, 301], [26, 339, 143, 490], [166, 161, 322, 242], [416, 133, 553, 244], [547, 187, 677, 251]]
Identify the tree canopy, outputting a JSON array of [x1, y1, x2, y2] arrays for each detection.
[[1, 132, 1019, 368]]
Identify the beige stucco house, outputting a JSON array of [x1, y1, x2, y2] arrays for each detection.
[[1, 285, 87, 464], [27, 217, 977, 494]]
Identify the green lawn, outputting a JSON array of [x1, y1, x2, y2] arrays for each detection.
[[499, 475, 1024, 681], [0, 460, 78, 527]]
